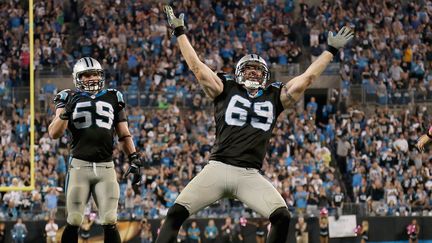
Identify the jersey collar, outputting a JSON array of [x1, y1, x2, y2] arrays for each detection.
[[78, 89, 107, 99], [246, 89, 263, 98]]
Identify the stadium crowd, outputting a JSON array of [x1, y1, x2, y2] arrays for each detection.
[[0, 0, 431, 226]]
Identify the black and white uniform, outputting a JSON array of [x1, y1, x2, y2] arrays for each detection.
[[175, 73, 287, 218], [56, 88, 126, 226]]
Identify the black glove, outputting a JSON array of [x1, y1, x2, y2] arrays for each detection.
[[124, 152, 143, 185], [59, 93, 81, 120], [54, 90, 70, 109]]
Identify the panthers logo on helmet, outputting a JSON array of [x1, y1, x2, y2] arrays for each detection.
[[72, 57, 105, 93], [235, 54, 270, 90]]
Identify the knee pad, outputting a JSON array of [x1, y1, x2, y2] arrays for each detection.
[[269, 207, 290, 226], [67, 212, 84, 226], [99, 209, 118, 225]]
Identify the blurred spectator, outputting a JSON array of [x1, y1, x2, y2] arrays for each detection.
[[254, 219, 267, 243], [295, 216, 308, 243], [177, 226, 187, 243], [234, 217, 247, 242], [45, 218, 58, 243], [139, 218, 153, 243], [204, 219, 218, 243], [164, 184, 179, 208], [331, 185, 344, 219], [336, 133, 351, 174], [359, 220, 369, 243], [306, 97, 318, 117], [407, 219, 420, 243], [319, 208, 329, 243], [294, 185, 308, 214], [11, 218, 27, 243], [42, 80, 57, 95], [187, 221, 201, 243], [367, 180, 385, 216], [44, 187, 59, 218], [221, 216, 236, 243]]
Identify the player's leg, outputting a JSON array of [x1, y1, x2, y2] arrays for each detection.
[[235, 169, 290, 243], [92, 163, 121, 243], [61, 159, 91, 243], [156, 161, 226, 243]]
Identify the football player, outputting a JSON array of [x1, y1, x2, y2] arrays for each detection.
[[157, 6, 354, 243], [48, 57, 143, 243]]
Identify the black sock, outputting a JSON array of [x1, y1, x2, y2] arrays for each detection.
[[61, 223, 79, 243], [103, 224, 121, 243], [155, 203, 189, 243], [267, 207, 290, 243]]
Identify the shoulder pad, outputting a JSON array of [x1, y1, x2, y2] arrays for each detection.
[[269, 81, 283, 89], [217, 72, 235, 82], [108, 89, 125, 108], [55, 89, 72, 101]]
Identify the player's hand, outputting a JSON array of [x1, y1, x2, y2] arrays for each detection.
[[59, 93, 80, 120], [54, 90, 71, 109], [415, 134, 431, 153], [124, 152, 143, 185], [164, 5, 184, 29], [54, 94, 67, 109], [327, 26, 354, 49]]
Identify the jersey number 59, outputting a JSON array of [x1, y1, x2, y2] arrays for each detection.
[[73, 101, 114, 129]]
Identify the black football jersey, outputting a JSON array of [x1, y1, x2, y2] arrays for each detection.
[[56, 89, 127, 162], [209, 73, 285, 169], [333, 192, 344, 206]]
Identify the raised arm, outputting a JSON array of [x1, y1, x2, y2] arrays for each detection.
[[280, 27, 354, 109], [164, 5, 223, 99]]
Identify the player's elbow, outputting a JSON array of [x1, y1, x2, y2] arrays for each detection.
[[48, 125, 62, 139], [189, 61, 203, 77], [49, 130, 61, 139]]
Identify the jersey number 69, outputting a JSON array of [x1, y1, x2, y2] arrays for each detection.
[[225, 95, 273, 131]]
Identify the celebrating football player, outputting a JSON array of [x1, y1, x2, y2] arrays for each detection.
[[156, 5, 354, 243]]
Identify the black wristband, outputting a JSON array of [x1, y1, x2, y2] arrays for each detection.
[[128, 152, 139, 161], [327, 45, 339, 56], [427, 133, 432, 139], [174, 26, 186, 37], [119, 134, 131, 142]]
